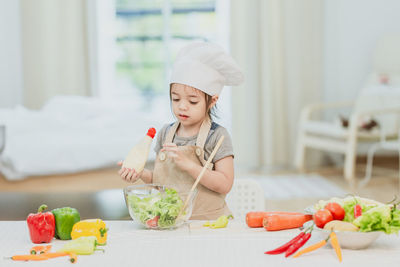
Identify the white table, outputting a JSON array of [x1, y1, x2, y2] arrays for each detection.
[[1, 220, 400, 267]]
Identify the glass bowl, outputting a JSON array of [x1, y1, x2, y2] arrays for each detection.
[[303, 221, 382, 249], [123, 184, 198, 230]]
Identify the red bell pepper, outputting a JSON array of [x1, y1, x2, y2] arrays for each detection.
[[27, 204, 55, 244]]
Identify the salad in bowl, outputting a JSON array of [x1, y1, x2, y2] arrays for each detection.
[[306, 196, 400, 249], [124, 184, 197, 230]]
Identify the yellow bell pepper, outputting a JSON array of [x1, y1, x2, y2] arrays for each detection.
[[203, 215, 233, 229], [71, 219, 108, 245]]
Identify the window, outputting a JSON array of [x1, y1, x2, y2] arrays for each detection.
[[89, 0, 231, 129]]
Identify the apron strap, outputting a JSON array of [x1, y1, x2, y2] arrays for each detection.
[[195, 118, 212, 166], [163, 118, 213, 167], [164, 119, 212, 148], [165, 122, 180, 143], [195, 117, 212, 150]]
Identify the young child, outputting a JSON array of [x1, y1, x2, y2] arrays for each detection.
[[118, 42, 244, 219]]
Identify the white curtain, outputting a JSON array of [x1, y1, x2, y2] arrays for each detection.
[[230, 0, 323, 171], [20, 0, 90, 109]]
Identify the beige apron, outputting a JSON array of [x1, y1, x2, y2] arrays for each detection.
[[152, 118, 231, 220]]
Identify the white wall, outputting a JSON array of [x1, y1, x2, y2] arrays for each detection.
[[0, 0, 23, 108], [323, 0, 400, 105]]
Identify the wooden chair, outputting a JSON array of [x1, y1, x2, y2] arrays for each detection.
[[360, 126, 400, 190], [295, 34, 400, 189]]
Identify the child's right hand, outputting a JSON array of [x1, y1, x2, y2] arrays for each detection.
[[117, 161, 142, 183]]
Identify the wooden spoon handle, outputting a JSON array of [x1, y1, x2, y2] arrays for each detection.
[[180, 135, 225, 214]]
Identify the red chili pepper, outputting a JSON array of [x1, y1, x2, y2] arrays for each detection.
[[285, 232, 312, 257], [354, 204, 362, 218], [265, 232, 305, 254], [27, 204, 55, 244]]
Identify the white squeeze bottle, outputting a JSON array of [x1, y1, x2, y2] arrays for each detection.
[[122, 127, 156, 173]]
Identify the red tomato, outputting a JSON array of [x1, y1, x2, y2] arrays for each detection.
[[313, 209, 333, 228], [146, 216, 159, 228], [325, 202, 345, 221]]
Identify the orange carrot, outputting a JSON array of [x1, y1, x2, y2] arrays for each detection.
[[293, 239, 327, 258], [330, 232, 342, 262], [10, 252, 69, 261], [262, 213, 313, 231], [30, 245, 52, 255], [246, 211, 308, 228], [10, 254, 49, 261], [44, 252, 70, 258]]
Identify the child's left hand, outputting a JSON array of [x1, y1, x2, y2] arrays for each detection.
[[161, 143, 194, 171]]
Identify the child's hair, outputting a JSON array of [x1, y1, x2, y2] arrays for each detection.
[[204, 93, 218, 120], [169, 84, 218, 120]]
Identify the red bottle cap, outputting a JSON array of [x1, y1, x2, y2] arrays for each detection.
[[147, 128, 156, 139]]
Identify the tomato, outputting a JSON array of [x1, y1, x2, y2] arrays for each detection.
[[313, 209, 333, 228], [146, 216, 159, 228], [325, 202, 345, 221]]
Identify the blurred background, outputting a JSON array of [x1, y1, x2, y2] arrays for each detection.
[[0, 0, 399, 220]]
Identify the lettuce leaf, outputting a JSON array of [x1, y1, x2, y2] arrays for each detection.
[[388, 208, 400, 234], [342, 199, 376, 222], [353, 205, 393, 233], [128, 188, 184, 228], [313, 196, 400, 234], [342, 199, 357, 222]]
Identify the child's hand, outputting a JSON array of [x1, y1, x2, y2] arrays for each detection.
[[117, 161, 142, 183], [161, 143, 194, 171]]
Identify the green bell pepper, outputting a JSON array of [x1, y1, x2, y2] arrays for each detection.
[[52, 207, 80, 240]]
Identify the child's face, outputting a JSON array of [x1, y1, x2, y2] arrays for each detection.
[[170, 83, 208, 127]]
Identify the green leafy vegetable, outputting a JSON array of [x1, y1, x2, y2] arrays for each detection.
[[353, 205, 400, 234], [342, 199, 375, 222], [128, 188, 184, 228], [315, 196, 400, 234], [315, 196, 379, 222], [353, 205, 391, 233], [389, 208, 400, 233]]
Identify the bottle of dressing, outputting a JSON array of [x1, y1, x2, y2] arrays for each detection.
[[122, 128, 156, 173]]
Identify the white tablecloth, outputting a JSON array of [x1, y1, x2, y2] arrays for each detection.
[[1, 220, 400, 267]]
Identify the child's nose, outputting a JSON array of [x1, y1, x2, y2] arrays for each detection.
[[178, 102, 188, 110]]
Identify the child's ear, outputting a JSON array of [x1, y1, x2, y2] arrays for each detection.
[[210, 95, 219, 108]]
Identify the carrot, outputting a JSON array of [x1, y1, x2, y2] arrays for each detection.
[[9, 252, 69, 261], [43, 245, 52, 253], [293, 239, 327, 258], [44, 252, 70, 258], [10, 254, 49, 261], [262, 213, 313, 231], [330, 232, 342, 262], [30, 245, 52, 254], [246, 211, 308, 228]]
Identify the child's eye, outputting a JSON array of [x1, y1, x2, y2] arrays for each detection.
[[172, 99, 180, 102], [190, 101, 199, 105]]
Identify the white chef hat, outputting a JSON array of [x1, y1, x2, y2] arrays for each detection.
[[170, 42, 244, 96]]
